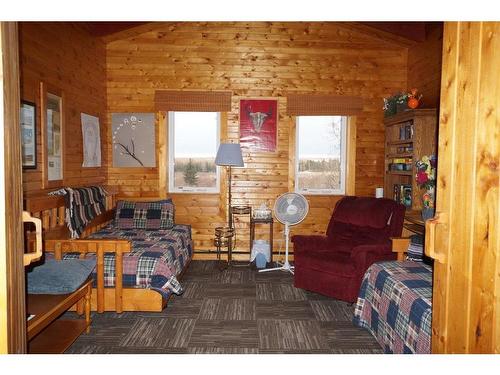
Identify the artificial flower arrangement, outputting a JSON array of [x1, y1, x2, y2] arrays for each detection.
[[415, 155, 437, 208], [407, 88, 423, 109], [384, 88, 424, 114]]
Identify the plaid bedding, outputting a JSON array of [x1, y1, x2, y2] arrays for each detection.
[[49, 186, 107, 239], [60, 224, 193, 298], [353, 261, 432, 354]]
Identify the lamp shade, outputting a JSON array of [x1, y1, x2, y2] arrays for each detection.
[[215, 143, 244, 167]]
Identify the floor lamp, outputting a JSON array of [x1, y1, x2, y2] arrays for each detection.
[[215, 143, 244, 229]]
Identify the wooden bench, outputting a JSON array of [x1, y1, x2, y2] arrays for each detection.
[[24, 190, 170, 313], [23, 211, 92, 353]]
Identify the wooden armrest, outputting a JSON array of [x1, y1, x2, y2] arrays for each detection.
[[43, 237, 131, 314], [391, 237, 411, 253], [391, 237, 411, 261], [23, 211, 43, 266]]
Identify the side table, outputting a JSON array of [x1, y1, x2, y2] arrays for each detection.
[[250, 216, 273, 264], [231, 205, 252, 253]]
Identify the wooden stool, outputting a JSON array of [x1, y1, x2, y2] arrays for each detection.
[[214, 226, 235, 268]]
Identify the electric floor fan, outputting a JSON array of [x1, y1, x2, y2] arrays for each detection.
[[259, 192, 309, 274]]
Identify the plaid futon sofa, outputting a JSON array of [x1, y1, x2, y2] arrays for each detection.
[[60, 199, 193, 298]]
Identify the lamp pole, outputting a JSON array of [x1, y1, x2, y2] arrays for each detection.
[[228, 165, 232, 229]]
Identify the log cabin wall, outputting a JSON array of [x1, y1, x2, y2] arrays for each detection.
[[104, 22, 409, 254], [19, 22, 107, 196], [407, 23, 443, 109]]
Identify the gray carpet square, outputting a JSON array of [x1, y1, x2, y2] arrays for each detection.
[[203, 283, 257, 299], [304, 290, 339, 301], [255, 269, 294, 283], [65, 344, 113, 354], [320, 321, 383, 350], [258, 348, 331, 354], [119, 318, 195, 348], [330, 348, 384, 354], [256, 300, 316, 320], [199, 298, 256, 320], [256, 283, 308, 301], [137, 297, 203, 319], [310, 300, 354, 322], [258, 319, 329, 351], [181, 282, 208, 299], [65, 317, 134, 349], [213, 267, 256, 284], [187, 347, 259, 354], [188, 320, 259, 348]]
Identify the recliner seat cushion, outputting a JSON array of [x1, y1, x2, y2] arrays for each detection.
[[27, 259, 96, 294], [294, 251, 356, 277]]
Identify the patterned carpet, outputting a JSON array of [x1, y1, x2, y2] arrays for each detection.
[[65, 260, 383, 354]]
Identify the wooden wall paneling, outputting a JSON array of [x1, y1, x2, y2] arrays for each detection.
[[104, 22, 408, 255], [1, 22, 26, 353], [19, 22, 107, 197], [407, 23, 444, 109], [428, 21, 500, 353]]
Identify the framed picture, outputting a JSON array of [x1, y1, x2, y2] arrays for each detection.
[[20, 100, 37, 169], [239, 99, 278, 153]]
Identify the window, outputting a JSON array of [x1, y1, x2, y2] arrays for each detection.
[[168, 112, 220, 193], [295, 116, 348, 195]]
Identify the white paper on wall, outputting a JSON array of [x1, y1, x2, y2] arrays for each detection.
[[81, 113, 102, 167]]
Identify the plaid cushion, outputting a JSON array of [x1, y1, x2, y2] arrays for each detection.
[[115, 200, 174, 229]]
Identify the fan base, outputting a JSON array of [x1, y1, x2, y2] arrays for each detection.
[[258, 261, 294, 274]]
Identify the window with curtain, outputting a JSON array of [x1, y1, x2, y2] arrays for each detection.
[[295, 115, 348, 195], [168, 111, 220, 193]]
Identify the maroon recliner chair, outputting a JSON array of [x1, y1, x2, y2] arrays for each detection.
[[292, 196, 405, 302]]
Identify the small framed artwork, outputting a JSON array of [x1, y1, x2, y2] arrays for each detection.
[[112, 113, 156, 167], [20, 100, 37, 169], [239, 98, 278, 153]]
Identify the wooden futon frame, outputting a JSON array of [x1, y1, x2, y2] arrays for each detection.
[[24, 191, 168, 313]]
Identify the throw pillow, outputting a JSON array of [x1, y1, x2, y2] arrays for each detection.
[[115, 200, 175, 229]]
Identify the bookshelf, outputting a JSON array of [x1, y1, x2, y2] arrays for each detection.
[[384, 109, 437, 210]]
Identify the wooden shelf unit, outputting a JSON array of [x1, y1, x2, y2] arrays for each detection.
[[27, 278, 92, 354], [384, 109, 437, 211]]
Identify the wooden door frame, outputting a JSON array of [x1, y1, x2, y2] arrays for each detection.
[[0, 21, 26, 354], [427, 21, 500, 353]]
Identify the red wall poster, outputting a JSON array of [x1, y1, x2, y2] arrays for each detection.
[[239, 99, 278, 153]]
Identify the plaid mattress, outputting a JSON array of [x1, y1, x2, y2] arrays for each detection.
[[352, 261, 432, 354], [60, 224, 192, 298]]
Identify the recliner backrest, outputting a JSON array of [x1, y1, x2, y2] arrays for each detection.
[[326, 196, 405, 244]]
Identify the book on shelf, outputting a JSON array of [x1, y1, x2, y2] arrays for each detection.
[[399, 121, 414, 141], [388, 162, 412, 172], [392, 183, 412, 208], [397, 145, 413, 153]]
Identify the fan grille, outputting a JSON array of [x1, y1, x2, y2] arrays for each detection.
[[274, 193, 309, 225]]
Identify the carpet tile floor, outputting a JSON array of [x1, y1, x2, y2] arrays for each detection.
[[65, 260, 383, 354]]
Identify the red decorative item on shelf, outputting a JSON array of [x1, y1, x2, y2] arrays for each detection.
[[407, 88, 423, 109]]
